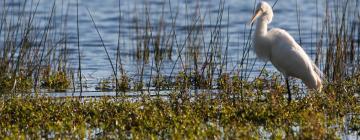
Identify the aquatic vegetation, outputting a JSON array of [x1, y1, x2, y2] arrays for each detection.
[[95, 75, 131, 92], [0, 74, 33, 94], [174, 72, 191, 91], [0, 73, 359, 139], [95, 78, 115, 91], [0, 0, 359, 139], [133, 82, 145, 91], [41, 69, 71, 92], [152, 74, 170, 90], [117, 75, 131, 92]]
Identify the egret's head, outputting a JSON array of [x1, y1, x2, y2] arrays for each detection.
[[249, 1, 273, 24]]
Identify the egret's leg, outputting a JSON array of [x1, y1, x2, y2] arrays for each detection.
[[285, 77, 291, 103]]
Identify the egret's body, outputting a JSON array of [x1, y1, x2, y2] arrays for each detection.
[[250, 1, 322, 100]]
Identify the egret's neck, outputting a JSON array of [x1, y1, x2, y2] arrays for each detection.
[[255, 17, 268, 37], [253, 16, 271, 61]]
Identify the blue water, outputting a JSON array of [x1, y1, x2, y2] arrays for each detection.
[[1, 0, 358, 91], [1, 1, 360, 138]]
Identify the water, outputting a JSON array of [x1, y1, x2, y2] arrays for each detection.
[[1, 1, 360, 138], [0, 0, 353, 91]]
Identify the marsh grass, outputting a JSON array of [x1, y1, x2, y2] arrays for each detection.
[[40, 67, 70, 92], [0, 0, 359, 139], [88, 0, 360, 93], [0, 0, 72, 93], [317, 0, 360, 82], [0, 72, 359, 139]]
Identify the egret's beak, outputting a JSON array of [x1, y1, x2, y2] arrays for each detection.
[[248, 9, 262, 25]]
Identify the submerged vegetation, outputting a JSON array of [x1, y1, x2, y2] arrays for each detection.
[[0, 0, 359, 139]]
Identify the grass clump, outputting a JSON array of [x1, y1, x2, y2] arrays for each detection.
[[41, 68, 71, 92], [0, 74, 33, 94], [117, 75, 131, 92], [95, 75, 131, 92], [95, 78, 114, 91], [152, 74, 170, 90]]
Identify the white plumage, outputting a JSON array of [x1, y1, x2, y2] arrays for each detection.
[[250, 1, 322, 93]]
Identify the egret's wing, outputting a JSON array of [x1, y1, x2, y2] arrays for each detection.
[[267, 28, 315, 78], [312, 62, 324, 79]]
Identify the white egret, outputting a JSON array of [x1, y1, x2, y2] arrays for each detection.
[[249, 1, 322, 102]]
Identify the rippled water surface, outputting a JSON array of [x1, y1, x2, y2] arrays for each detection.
[[1, 1, 360, 139], [1, 0, 352, 90]]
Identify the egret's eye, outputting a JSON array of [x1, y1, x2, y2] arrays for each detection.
[[258, 7, 265, 13]]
